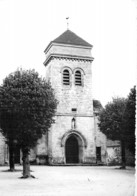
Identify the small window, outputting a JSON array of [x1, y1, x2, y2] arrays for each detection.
[[72, 108, 77, 112], [75, 70, 82, 86], [63, 69, 70, 85]]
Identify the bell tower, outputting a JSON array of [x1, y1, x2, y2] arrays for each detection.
[[44, 29, 95, 164]]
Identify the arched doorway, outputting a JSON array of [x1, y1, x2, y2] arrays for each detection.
[[65, 135, 79, 163]]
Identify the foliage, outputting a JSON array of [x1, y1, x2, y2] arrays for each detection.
[[98, 87, 136, 167], [124, 86, 136, 154], [0, 69, 58, 149], [98, 97, 127, 141]]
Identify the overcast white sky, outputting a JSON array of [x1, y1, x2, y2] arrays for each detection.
[[0, 0, 136, 106]]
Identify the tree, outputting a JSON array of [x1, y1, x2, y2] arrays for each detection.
[[98, 97, 127, 168], [0, 69, 57, 177], [124, 86, 136, 155]]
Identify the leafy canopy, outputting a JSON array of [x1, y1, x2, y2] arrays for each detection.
[[98, 86, 136, 154], [0, 69, 57, 148], [98, 97, 127, 140], [124, 86, 136, 154]]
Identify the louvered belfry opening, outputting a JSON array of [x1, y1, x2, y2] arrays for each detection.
[[75, 70, 82, 86], [63, 69, 70, 85]]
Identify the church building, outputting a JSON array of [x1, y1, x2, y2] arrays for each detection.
[[36, 29, 121, 165], [0, 29, 121, 166]]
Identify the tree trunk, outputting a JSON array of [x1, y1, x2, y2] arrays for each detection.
[[22, 148, 31, 178], [121, 140, 126, 169], [9, 144, 15, 171], [21, 148, 35, 178]]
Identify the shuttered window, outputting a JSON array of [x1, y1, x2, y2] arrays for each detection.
[[63, 69, 70, 85], [75, 70, 82, 86]]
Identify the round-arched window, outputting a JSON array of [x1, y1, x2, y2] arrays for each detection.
[[63, 69, 70, 85], [75, 70, 82, 86]]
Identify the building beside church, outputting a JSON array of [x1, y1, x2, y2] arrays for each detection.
[[0, 29, 121, 166]]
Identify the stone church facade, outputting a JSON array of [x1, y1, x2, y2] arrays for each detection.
[[0, 30, 121, 166]]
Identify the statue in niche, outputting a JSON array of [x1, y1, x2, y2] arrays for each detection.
[[71, 117, 76, 130]]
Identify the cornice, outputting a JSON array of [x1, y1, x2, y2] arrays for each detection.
[[44, 42, 93, 54], [43, 53, 94, 66], [55, 112, 94, 117]]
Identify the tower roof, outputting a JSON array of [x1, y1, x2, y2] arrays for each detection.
[[44, 29, 94, 66], [52, 29, 92, 47], [45, 30, 92, 53]]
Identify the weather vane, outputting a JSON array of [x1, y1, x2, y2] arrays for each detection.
[[66, 17, 69, 29]]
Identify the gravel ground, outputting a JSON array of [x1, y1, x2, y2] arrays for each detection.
[[0, 165, 135, 196]]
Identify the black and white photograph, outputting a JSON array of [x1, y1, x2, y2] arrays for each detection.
[[0, 0, 136, 195]]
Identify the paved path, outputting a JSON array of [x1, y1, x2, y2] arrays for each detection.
[[0, 165, 135, 196]]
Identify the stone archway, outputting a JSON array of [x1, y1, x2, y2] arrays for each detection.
[[62, 131, 87, 164], [65, 135, 79, 163]]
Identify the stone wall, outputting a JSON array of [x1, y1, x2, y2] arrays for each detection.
[[106, 139, 121, 165], [0, 133, 6, 165], [94, 115, 121, 165], [35, 134, 48, 164], [94, 115, 107, 163], [49, 58, 93, 116]]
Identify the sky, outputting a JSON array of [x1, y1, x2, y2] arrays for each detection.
[[0, 0, 136, 106]]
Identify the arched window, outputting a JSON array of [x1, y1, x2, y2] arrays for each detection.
[[75, 70, 82, 86], [63, 69, 70, 85]]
